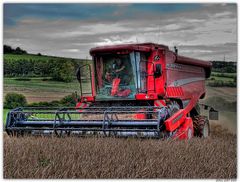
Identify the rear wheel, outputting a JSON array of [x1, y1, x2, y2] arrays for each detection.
[[192, 115, 210, 138]]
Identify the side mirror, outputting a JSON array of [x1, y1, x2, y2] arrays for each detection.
[[154, 64, 162, 78]]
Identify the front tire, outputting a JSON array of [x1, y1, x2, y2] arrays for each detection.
[[193, 115, 210, 138]]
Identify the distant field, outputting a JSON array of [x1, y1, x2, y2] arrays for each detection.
[[204, 86, 236, 103], [4, 76, 236, 103], [201, 86, 237, 133], [4, 77, 91, 103], [4, 77, 79, 92], [4, 53, 82, 62], [211, 72, 236, 77], [210, 76, 233, 81], [209, 72, 236, 82], [211, 71, 237, 76], [4, 53, 91, 103]]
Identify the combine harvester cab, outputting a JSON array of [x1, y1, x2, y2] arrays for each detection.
[[5, 43, 218, 139]]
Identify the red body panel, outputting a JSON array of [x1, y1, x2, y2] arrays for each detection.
[[147, 49, 166, 96], [172, 117, 194, 139], [135, 93, 158, 100]]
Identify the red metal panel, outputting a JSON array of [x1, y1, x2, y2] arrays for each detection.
[[164, 93, 200, 132], [135, 93, 158, 100], [166, 87, 184, 97], [176, 55, 212, 69], [165, 59, 206, 100], [147, 52, 155, 93], [81, 96, 95, 102], [165, 109, 186, 131], [75, 102, 90, 112], [146, 49, 165, 96], [154, 50, 166, 96], [172, 117, 194, 139], [176, 55, 212, 78]]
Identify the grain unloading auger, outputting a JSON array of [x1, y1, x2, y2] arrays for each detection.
[[5, 43, 218, 139]]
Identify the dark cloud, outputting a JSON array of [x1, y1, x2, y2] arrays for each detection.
[[3, 3, 237, 61], [178, 43, 237, 61], [4, 3, 203, 26]]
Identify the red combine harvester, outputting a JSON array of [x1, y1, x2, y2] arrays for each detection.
[[6, 43, 218, 139]]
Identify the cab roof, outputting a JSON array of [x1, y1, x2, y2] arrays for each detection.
[[90, 43, 169, 55]]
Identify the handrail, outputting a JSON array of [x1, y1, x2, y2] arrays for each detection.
[[76, 64, 93, 97]]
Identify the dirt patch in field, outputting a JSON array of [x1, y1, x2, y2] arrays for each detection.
[[201, 87, 237, 134], [3, 90, 71, 103], [205, 86, 236, 102], [3, 124, 236, 179]]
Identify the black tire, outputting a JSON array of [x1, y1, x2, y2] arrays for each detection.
[[192, 115, 210, 138]]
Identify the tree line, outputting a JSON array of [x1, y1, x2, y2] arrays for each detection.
[[4, 45, 91, 82], [4, 58, 91, 82], [211, 61, 236, 73], [4, 45, 27, 54]]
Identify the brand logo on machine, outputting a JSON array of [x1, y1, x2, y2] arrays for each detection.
[[170, 77, 205, 86], [154, 55, 160, 61], [166, 63, 182, 70]]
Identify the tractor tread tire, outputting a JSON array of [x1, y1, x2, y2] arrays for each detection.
[[192, 115, 210, 138]]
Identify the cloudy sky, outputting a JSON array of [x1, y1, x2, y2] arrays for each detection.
[[4, 3, 237, 61]]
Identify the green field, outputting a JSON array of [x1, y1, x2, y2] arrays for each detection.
[[4, 77, 80, 93], [3, 109, 9, 126], [207, 71, 236, 87], [4, 53, 83, 62], [211, 72, 236, 77], [210, 72, 236, 82], [211, 76, 233, 81]]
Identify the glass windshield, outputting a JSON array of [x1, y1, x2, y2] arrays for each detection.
[[95, 53, 137, 99]]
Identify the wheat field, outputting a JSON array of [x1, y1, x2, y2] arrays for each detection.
[[3, 123, 236, 179]]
